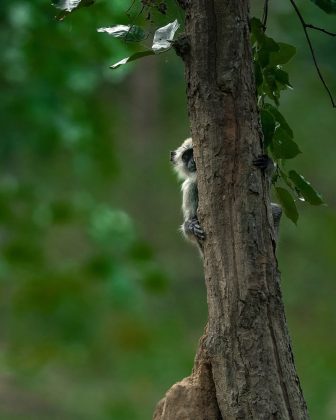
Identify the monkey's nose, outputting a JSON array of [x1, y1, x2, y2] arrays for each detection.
[[189, 161, 196, 172]]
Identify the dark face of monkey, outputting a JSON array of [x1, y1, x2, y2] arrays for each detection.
[[181, 148, 196, 173], [170, 147, 196, 174]]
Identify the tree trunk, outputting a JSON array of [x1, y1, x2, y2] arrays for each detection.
[[154, 1, 309, 419]]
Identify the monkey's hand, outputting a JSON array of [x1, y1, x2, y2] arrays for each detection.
[[183, 217, 206, 241], [253, 154, 274, 171]]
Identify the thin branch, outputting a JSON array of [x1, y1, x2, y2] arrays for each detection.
[[289, 0, 336, 108], [305, 24, 336, 37], [262, 0, 269, 31], [125, 0, 136, 15]]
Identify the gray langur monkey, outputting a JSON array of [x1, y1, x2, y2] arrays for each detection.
[[170, 138, 205, 255], [170, 138, 282, 255]]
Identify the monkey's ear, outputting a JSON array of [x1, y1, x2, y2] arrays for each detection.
[[170, 151, 176, 163]]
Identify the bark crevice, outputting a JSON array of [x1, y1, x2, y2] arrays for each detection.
[[266, 302, 294, 420]]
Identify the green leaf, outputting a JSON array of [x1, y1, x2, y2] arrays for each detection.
[[263, 68, 281, 104], [269, 43, 296, 65], [274, 68, 292, 89], [275, 187, 299, 224], [310, 0, 336, 14], [258, 48, 270, 68], [272, 127, 301, 159], [254, 61, 263, 89], [278, 167, 295, 190], [52, 0, 95, 20], [264, 67, 277, 88], [250, 17, 264, 44], [264, 103, 293, 138], [288, 170, 324, 205], [97, 25, 146, 42], [263, 82, 280, 105], [260, 37, 280, 67], [110, 50, 155, 69], [263, 36, 280, 53], [260, 109, 276, 147], [264, 67, 291, 92]]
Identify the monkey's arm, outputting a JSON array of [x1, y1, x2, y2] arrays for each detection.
[[181, 180, 205, 244], [253, 154, 275, 181], [253, 155, 282, 242], [182, 179, 198, 219]]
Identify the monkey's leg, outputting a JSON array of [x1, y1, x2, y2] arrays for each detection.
[[182, 217, 205, 257], [271, 203, 282, 242], [183, 217, 206, 241]]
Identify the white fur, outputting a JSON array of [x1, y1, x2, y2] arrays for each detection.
[[172, 138, 197, 181]]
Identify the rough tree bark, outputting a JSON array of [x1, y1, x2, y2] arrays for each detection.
[[154, 1, 309, 419]]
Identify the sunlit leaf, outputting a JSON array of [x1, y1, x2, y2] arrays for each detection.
[[110, 50, 155, 69], [310, 0, 336, 13], [288, 170, 324, 205], [52, 0, 95, 20], [97, 25, 146, 42], [152, 19, 180, 52], [53, 0, 82, 11], [275, 187, 299, 224]]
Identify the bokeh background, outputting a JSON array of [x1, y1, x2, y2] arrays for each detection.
[[0, 1, 335, 419]]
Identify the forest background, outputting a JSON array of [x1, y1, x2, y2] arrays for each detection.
[[0, 1, 335, 419]]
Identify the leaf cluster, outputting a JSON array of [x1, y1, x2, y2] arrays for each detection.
[[51, 0, 180, 68], [99, 19, 180, 69], [50, 1, 325, 225], [251, 18, 323, 223]]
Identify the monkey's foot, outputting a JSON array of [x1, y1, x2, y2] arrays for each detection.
[[253, 154, 273, 171], [271, 202, 282, 227], [184, 217, 205, 241]]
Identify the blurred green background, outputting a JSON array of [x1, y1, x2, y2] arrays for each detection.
[[0, 1, 335, 419]]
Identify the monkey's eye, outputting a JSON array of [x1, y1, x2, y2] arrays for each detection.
[[182, 149, 193, 163]]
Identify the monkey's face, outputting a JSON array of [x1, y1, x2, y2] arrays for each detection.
[[181, 148, 196, 173], [170, 138, 197, 181]]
